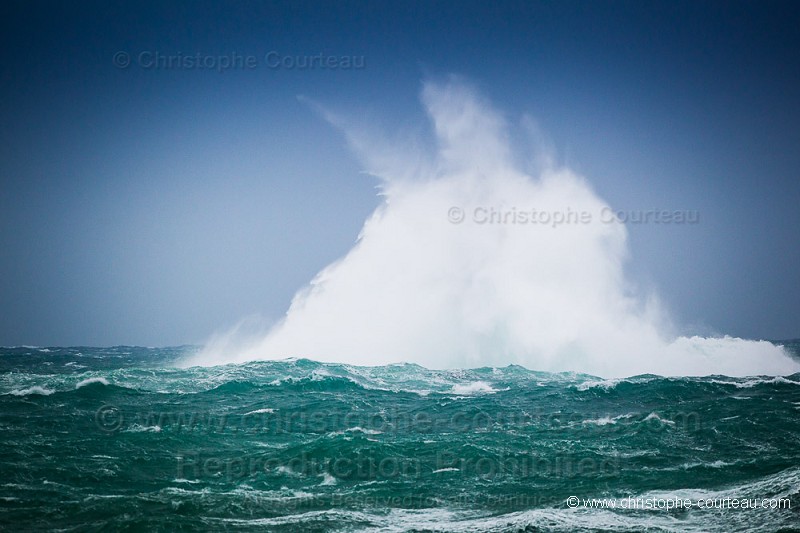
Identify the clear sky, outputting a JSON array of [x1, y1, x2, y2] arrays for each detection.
[[1, 0, 798, 347]]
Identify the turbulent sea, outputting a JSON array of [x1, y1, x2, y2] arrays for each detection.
[[2, 345, 799, 532]]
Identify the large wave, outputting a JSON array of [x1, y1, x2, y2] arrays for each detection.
[[189, 77, 799, 378]]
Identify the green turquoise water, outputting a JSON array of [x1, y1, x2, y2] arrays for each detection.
[[1, 345, 799, 531]]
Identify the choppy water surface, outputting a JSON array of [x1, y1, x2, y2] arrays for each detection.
[[2, 345, 799, 531]]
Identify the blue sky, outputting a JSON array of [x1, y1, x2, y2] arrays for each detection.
[[1, 0, 798, 346]]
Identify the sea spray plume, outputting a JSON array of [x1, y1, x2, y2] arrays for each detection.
[[190, 78, 800, 377]]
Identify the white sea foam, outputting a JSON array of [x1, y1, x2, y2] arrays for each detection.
[[275, 466, 300, 477], [76, 377, 109, 388], [319, 472, 337, 486], [124, 424, 162, 433], [450, 381, 496, 395], [244, 408, 276, 415], [641, 466, 799, 502], [710, 376, 800, 388], [9, 386, 55, 396], [643, 412, 675, 426], [576, 379, 622, 391], [583, 416, 619, 426], [688, 460, 730, 469], [190, 77, 800, 379], [346, 426, 382, 435], [581, 413, 643, 426]]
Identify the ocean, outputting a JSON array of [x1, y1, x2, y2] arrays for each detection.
[[1, 344, 799, 532]]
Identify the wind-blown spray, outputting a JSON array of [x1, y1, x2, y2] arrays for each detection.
[[191, 78, 799, 377]]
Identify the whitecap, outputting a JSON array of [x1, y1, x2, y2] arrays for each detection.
[[582, 416, 618, 426], [244, 408, 276, 415], [710, 376, 800, 389], [697, 460, 729, 469], [450, 381, 496, 395], [642, 412, 675, 426], [576, 379, 620, 391], [9, 386, 54, 396], [76, 377, 109, 388], [346, 426, 382, 435], [123, 424, 162, 433], [275, 466, 300, 477], [319, 472, 337, 486]]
